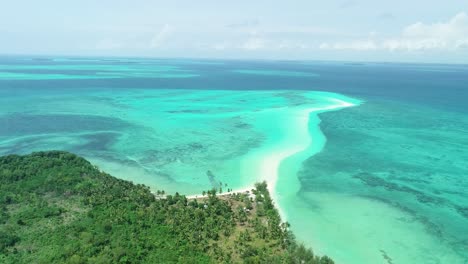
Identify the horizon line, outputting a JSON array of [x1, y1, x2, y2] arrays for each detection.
[[1, 53, 467, 66]]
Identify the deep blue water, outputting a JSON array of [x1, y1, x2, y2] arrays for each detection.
[[1, 56, 467, 113]]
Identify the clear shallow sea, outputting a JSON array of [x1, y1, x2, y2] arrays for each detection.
[[0, 56, 467, 263]]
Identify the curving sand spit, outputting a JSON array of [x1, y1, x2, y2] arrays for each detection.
[[186, 94, 359, 216], [238, 95, 359, 218]]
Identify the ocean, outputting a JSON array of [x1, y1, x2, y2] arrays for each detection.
[[0, 56, 467, 263]]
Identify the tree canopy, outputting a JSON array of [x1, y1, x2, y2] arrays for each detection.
[[0, 151, 333, 264]]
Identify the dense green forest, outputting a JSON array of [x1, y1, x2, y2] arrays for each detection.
[[0, 151, 333, 264]]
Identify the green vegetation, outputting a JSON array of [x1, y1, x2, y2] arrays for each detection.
[[0, 151, 333, 263]]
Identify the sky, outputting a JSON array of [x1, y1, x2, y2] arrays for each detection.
[[1, 0, 467, 63]]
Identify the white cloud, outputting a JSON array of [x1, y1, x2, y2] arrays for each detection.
[[226, 19, 260, 28], [150, 24, 172, 49], [212, 42, 230, 51], [241, 37, 266, 50], [95, 39, 124, 50], [239, 37, 308, 51], [320, 12, 468, 52], [403, 12, 468, 39], [262, 26, 340, 35], [276, 40, 308, 50], [377, 12, 396, 20], [381, 38, 448, 51], [338, 0, 357, 9], [319, 40, 377, 51], [456, 39, 468, 49]]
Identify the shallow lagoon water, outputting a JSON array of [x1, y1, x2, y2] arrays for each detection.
[[0, 57, 467, 263], [0, 84, 354, 196]]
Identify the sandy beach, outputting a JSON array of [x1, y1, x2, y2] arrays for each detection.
[[237, 96, 357, 218], [183, 96, 358, 219]]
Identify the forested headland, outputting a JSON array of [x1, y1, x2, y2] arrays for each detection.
[[0, 151, 333, 263]]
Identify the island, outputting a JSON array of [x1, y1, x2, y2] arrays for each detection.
[[0, 151, 333, 264]]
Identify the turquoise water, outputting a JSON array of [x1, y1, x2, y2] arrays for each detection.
[[0, 56, 467, 263], [0, 85, 352, 195], [283, 99, 468, 263]]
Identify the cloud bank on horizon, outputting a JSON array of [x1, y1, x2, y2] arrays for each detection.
[[319, 12, 468, 52], [0, 0, 467, 63]]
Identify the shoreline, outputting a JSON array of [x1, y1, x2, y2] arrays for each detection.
[[249, 97, 358, 219], [185, 186, 255, 199], [183, 96, 358, 219]]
